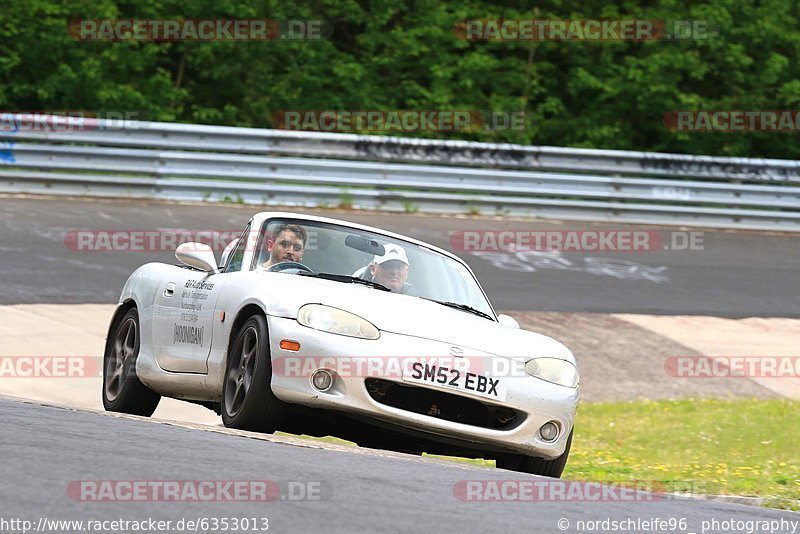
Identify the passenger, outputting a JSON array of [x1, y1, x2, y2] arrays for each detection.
[[367, 244, 411, 294]]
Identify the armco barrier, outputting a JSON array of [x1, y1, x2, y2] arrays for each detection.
[[0, 115, 798, 230]]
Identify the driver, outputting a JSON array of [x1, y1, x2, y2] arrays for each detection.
[[260, 223, 307, 269]]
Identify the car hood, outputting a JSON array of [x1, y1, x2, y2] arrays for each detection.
[[258, 273, 574, 363]]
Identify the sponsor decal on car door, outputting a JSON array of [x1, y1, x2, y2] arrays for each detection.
[[153, 271, 224, 373]]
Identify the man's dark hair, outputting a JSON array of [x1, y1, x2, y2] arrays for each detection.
[[271, 223, 307, 247]]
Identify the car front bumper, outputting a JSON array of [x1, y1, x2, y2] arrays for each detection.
[[267, 315, 579, 458]]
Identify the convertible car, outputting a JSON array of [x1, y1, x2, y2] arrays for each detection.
[[103, 212, 579, 477]]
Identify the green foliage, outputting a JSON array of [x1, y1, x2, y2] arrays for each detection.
[[338, 190, 353, 209], [401, 200, 418, 213], [1, 0, 799, 157], [466, 202, 481, 215]]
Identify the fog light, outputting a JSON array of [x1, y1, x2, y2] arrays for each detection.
[[311, 369, 333, 392], [539, 421, 559, 442]]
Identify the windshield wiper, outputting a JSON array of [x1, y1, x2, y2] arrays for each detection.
[[422, 299, 495, 321], [297, 272, 392, 292]]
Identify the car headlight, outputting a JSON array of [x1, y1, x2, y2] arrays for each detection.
[[297, 304, 380, 340], [524, 358, 579, 388]]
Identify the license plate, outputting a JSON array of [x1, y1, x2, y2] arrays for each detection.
[[401, 361, 507, 401]]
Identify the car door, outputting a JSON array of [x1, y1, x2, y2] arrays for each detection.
[[150, 223, 254, 374], [152, 267, 226, 374]]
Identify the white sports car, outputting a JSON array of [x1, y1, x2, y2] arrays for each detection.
[[103, 212, 579, 477]]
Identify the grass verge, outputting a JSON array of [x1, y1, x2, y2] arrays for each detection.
[[565, 398, 799, 510], [282, 398, 799, 510]]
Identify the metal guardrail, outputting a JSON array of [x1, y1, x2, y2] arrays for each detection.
[[1, 115, 799, 231]]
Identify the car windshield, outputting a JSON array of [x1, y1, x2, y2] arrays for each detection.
[[253, 218, 496, 319]]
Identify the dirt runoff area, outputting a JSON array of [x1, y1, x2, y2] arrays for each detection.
[[505, 311, 800, 402]]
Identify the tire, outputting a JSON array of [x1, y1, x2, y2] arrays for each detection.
[[496, 429, 573, 478], [102, 308, 161, 416], [221, 314, 286, 432]]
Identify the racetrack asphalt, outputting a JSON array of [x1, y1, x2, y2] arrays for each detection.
[[2, 397, 797, 534], [1, 195, 799, 317], [2, 196, 799, 533]]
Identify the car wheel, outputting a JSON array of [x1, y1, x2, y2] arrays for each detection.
[[102, 308, 161, 416], [221, 314, 286, 432], [496, 429, 573, 478]]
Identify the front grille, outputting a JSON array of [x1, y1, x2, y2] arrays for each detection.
[[365, 378, 521, 430]]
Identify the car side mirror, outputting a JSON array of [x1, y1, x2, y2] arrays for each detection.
[[176, 242, 218, 273], [497, 314, 520, 328], [220, 238, 239, 269]]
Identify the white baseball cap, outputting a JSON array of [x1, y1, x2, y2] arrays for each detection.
[[372, 244, 409, 266]]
